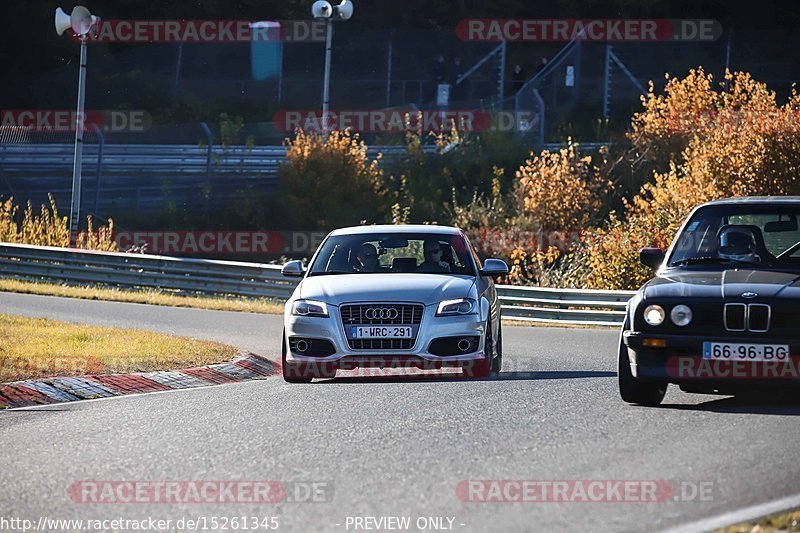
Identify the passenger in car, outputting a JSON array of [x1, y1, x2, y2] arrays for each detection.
[[417, 239, 451, 273]]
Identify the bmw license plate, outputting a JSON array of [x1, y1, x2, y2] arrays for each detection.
[[702, 342, 790, 361], [352, 326, 413, 339]]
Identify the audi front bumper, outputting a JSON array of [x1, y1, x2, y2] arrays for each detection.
[[284, 303, 487, 369]]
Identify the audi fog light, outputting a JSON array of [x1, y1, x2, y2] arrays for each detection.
[[436, 298, 477, 316], [670, 305, 693, 327], [291, 299, 329, 318], [643, 305, 666, 326]]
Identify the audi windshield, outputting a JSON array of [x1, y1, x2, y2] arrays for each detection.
[[308, 233, 477, 275]]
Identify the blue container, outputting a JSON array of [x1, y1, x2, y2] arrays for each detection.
[[250, 21, 282, 81]]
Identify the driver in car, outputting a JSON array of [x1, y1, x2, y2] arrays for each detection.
[[718, 227, 762, 263], [417, 239, 451, 273], [354, 243, 382, 272]]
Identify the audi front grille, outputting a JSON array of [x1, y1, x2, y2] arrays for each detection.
[[340, 303, 424, 350]]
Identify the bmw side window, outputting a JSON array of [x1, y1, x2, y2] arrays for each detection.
[[730, 214, 800, 257]]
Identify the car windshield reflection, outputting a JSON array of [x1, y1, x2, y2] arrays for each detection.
[[308, 233, 476, 276], [668, 205, 800, 270]]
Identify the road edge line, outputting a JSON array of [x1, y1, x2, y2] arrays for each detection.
[[662, 492, 800, 533]]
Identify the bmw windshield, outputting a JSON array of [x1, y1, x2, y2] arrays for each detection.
[[308, 233, 476, 275], [668, 204, 800, 269]]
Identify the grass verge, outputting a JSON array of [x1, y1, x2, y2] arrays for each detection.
[[717, 508, 800, 532], [0, 313, 238, 382], [0, 278, 284, 314]]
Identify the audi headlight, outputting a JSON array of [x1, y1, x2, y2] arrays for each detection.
[[436, 298, 477, 316], [670, 304, 693, 327], [291, 299, 329, 317], [643, 304, 666, 326]]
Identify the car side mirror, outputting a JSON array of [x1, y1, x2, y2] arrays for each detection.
[[480, 258, 509, 276], [640, 248, 665, 270], [281, 260, 306, 277]]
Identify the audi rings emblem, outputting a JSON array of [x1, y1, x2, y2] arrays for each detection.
[[365, 307, 398, 320]]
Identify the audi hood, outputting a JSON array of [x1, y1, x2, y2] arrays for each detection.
[[295, 273, 476, 306]]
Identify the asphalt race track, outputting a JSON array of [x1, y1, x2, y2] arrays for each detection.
[[1, 291, 799, 532]]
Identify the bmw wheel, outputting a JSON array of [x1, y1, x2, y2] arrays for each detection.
[[618, 322, 666, 406]]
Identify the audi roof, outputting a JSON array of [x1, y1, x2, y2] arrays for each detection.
[[328, 224, 463, 236]]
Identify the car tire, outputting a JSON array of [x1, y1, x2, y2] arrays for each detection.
[[491, 323, 503, 374], [282, 331, 312, 384], [465, 320, 493, 378], [618, 323, 667, 406]]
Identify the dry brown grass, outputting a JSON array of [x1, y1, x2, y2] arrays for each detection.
[[717, 508, 800, 532], [0, 278, 284, 314], [0, 313, 238, 382], [1, 195, 116, 250]]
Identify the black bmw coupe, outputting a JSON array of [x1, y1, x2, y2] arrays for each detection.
[[619, 197, 800, 405]]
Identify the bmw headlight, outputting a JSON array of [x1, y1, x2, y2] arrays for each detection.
[[643, 304, 666, 326], [436, 298, 477, 316], [670, 304, 693, 327], [291, 299, 329, 318]]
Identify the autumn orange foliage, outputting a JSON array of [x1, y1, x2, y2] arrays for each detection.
[[581, 69, 800, 289]]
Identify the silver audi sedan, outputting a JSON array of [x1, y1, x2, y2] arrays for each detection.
[[280, 225, 509, 382]]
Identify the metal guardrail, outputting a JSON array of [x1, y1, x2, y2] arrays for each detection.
[[0, 143, 428, 214], [0, 143, 412, 177], [0, 243, 632, 326], [0, 243, 297, 300], [496, 285, 633, 327]]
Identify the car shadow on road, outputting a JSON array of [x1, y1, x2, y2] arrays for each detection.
[[660, 394, 800, 416], [318, 370, 616, 384]]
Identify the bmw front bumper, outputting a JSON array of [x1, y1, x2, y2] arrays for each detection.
[[624, 331, 800, 388]]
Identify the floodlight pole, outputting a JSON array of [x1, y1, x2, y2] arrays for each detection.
[[321, 18, 333, 132], [69, 35, 88, 247]]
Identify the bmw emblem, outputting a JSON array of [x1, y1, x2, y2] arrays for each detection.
[[741, 291, 758, 299]]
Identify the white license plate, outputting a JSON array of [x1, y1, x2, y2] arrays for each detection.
[[702, 342, 790, 362], [352, 326, 413, 339]]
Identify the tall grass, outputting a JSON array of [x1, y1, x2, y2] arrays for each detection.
[[0, 195, 117, 251]]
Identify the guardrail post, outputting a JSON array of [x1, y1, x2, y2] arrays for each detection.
[[91, 124, 104, 216], [200, 122, 213, 185]]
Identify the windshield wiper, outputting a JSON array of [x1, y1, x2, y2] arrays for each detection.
[[671, 256, 759, 267], [308, 269, 353, 276]]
